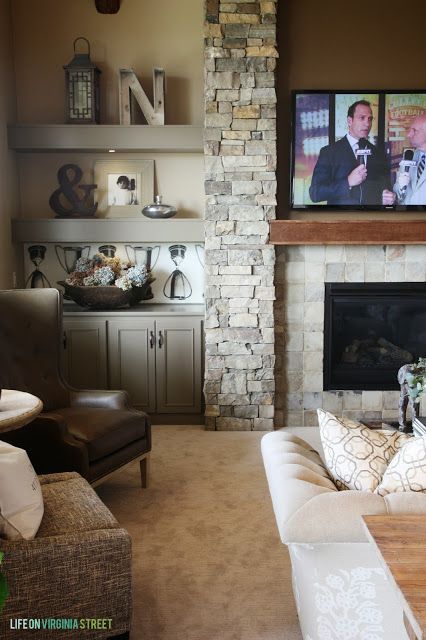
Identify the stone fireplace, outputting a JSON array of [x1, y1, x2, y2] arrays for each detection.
[[203, 0, 425, 431], [274, 244, 426, 428], [203, 0, 278, 431]]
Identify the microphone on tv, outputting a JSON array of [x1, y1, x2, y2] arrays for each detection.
[[399, 148, 416, 195], [401, 148, 415, 169], [356, 138, 371, 167]]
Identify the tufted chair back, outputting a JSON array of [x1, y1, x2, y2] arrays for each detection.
[[0, 289, 70, 411]]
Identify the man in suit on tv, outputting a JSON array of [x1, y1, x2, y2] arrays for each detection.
[[309, 100, 395, 206], [394, 114, 426, 205]]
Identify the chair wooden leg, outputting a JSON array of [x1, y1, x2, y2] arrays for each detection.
[[140, 455, 150, 488]]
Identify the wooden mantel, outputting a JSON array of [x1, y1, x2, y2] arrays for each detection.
[[269, 220, 426, 245]]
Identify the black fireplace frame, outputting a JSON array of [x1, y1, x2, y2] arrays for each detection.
[[324, 282, 426, 391]]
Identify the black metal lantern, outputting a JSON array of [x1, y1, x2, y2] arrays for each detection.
[[64, 37, 101, 124]]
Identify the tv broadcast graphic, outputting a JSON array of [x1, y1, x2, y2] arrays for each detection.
[[291, 91, 426, 211]]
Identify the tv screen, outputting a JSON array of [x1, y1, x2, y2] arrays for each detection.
[[290, 90, 426, 211]]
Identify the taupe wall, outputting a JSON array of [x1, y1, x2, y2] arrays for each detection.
[[277, 0, 426, 220], [0, 0, 19, 288], [9, 0, 205, 232], [11, 0, 203, 125]]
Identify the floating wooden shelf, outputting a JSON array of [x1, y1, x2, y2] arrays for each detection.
[[12, 218, 205, 243], [8, 124, 203, 153], [269, 220, 426, 245]]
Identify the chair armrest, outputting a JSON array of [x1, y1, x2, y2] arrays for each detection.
[[1, 528, 131, 634], [38, 472, 82, 485], [2, 525, 128, 552], [70, 389, 130, 410], [1, 413, 89, 479]]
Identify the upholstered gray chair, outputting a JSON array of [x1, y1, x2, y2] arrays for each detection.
[[0, 288, 151, 486], [1, 472, 132, 640]]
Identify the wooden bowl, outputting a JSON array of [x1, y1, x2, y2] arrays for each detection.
[[58, 278, 154, 310]]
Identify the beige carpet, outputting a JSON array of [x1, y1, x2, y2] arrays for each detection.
[[97, 426, 302, 640]]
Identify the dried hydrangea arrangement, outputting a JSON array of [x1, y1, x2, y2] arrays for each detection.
[[66, 253, 149, 291]]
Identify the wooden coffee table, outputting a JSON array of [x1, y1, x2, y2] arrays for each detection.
[[363, 515, 426, 640], [0, 389, 43, 433]]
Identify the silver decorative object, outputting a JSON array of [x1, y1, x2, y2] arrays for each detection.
[[142, 195, 177, 219]]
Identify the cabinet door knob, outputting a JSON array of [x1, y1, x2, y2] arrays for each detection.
[[158, 330, 164, 348], [149, 331, 155, 348]]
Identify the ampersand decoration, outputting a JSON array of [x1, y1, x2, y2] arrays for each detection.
[[49, 164, 98, 218]]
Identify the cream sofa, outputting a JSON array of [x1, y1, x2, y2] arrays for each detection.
[[261, 427, 426, 640]]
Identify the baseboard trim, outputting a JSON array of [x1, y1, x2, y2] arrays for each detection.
[[149, 414, 205, 425]]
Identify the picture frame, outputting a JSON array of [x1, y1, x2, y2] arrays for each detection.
[[94, 160, 154, 218]]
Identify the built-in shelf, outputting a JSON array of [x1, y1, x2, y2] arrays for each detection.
[[12, 218, 204, 243], [8, 124, 203, 153], [63, 303, 205, 316], [269, 220, 426, 244]]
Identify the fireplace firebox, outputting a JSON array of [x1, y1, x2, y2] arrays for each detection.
[[324, 283, 426, 391]]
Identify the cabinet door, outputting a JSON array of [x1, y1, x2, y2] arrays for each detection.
[[108, 318, 156, 412], [155, 316, 202, 413], [63, 319, 107, 389]]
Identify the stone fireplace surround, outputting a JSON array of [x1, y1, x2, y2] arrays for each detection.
[[203, 0, 426, 431], [274, 243, 426, 428]]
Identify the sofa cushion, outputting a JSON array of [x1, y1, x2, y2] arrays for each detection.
[[0, 440, 44, 540], [317, 409, 411, 492], [376, 436, 426, 496], [36, 473, 118, 538], [56, 406, 147, 461]]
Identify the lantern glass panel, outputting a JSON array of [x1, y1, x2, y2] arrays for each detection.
[[68, 70, 93, 120]]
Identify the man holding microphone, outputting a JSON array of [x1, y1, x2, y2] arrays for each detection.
[[309, 100, 396, 206], [394, 114, 426, 205]]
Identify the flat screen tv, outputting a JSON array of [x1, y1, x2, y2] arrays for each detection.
[[290, 90, 426, 211]]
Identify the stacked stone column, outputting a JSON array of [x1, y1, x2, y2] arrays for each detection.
[[204, 0, 277, 431]]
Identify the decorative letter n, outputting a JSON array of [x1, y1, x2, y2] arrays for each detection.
[[119, 68, 165, 125]]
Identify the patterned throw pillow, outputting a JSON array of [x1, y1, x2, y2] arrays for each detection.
[[376, 436, 426, 496], [317, 409, 412, 492]]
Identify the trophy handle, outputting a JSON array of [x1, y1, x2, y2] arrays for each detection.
[[195, 244, 205, 267], [124, 244, 134, 263], [55, 245, 67, 272], [149, 245, 161, 270]]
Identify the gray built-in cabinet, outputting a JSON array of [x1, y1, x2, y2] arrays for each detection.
[[10, 123, 205, 417], [62, 305, 203, 415]]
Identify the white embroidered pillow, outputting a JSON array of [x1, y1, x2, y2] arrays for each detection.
[[317, 409, 412, 492], [0, 440, 44, 540], [376, 436, 426, 496]]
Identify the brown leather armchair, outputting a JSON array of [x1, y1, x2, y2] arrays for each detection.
[[0, 288, 151, 486]]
